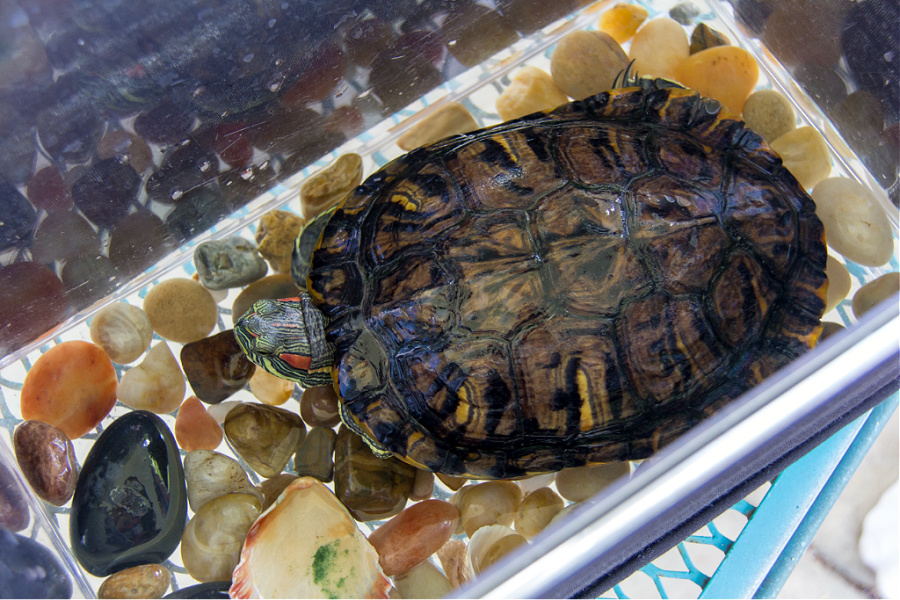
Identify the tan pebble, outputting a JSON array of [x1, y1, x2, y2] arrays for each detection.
[[398, 102, 479, 151], [206, 400, 242, 424], [824, 256, 852, 314], [547, 502, 580, 527], [454, 480, 523, 537], [468, 524, 527, 574], [819, 321, 846, 342], [299, 385, 341, 427], [598, 3, 649, 44], [496, 66, 569, 121], [368, 499, 460, 576], [117, 342, 185, 414], [255, 210, 306, 274], [181, 493, 262, 582], [628, 17, 689, 80], [89, 303, 153, 364], [514, 487, 565, 538], [550, 30, 628, 100], [689, 22, 729, 54], [259, 473, 298, 509], [556, 462, 630, 503], [811, 177, 893, 267], [675, 45, 758, 114], [300, 154, 364, 220], [436, 473, 467, 492], [183, 449, 264, 512], [770, 126, 831, 190], [742, 89, 796, 143], [143, 278, 218, 344], [852, 273, 900, 319], [392, 559, 453, 599], [437, 538, 473, 588], [249, 368, 295, 406], [515, 472, 556, 495], [175, 396, 223, 452], [232, 273, 301, 325], [98, 564, 171, 599], [411, 469, 435, 501]]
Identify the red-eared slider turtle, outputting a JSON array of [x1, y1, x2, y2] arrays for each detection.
[[235, 80, 828, 479]]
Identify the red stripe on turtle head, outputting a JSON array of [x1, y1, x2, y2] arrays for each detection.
[[280, 353, 312, 371]]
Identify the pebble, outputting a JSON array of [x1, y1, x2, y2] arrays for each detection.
[[437, 538, 473, 588], [824, 256, 852, 314], [342, 17, 395, 66], [134, 100, 196, 144], [770, 126, 832, 190], [742, 89, 796, 143], [20, 340, 118, 440], [370, 41, 444, 114], [208, 123, 254, 169], [0, 262, 67, 356], [281, 42, 347, 106], [143, 278, 218, 344], [181, 493, 262, 583], [249, 368, 295, 406], [259, 473, 298, 509], [89, 303, 154, 364], [96, 130, 154, 173], [468, 524, 527, 574], [30, 210, 101, 264], [0, 531, 72, 599], [107, 211, 175, 276], [71, 158, 141, 229], [411, 469, 436, 502], [515, 472, 556, 495], [294, 426, 337, 482], [255, 210, 305, 274], [26, 165, 72, 212], [550, 30, 628, 101], [689, 23, 730, 54], [145, 139, 219, 205], [396, 31, 445, 65], [60, 254, 119, 308], [820, 321, 846, 341], [598, 3, 649, 44], [397, 103, 479, 151], [760, 0, 843, 68], [164, 186, 230, 243], [333, 424, 416, 521], [324, 106, 366, 139], [669, 2, 700, 25], [628, 17, 690, 81], [852, 273, 900, 319], [300, 153, 364, 220], [70, 411, 187, 577], [675, 45, 759, 114], [0, 178, 37, 252], [163, 580, 231, 598], [368, 499, 460, 576], [0, 105, 36, 186], [13, 420, 78, 506], [392, 559, 454, 599], [98, 564, 171, 599], [441, 3, 519, 68], [37, 102, 104, 164], [299, 385, 342, 428], [495, 0, 577, 35], [0, 461, 29, 532], [181, 330, 256, 404], [224, 403, 306, 477], [193, 236, 267, 291], [206, 401, 242, 425], [118, 342, 185, 413], [454, 481, 523, 537], [556, 462, 631, 502], [514, 487, 565, 538], [436, 473, 467, 492], [497, 66, 569, 121], [219, 163, 277, 210], [174, 396, 223, 452], [811, 177, 893, 267], [183, 449, 263, 512], [231, 273, 302, 325], [229, 478, 390, 599]]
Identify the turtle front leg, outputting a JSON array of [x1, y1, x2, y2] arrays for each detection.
[[234, 293, 334, 387]]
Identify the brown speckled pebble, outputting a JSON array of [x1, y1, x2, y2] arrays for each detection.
[[98, 564, 171, 599], [13, 420, 78, 506], [143, 278, 218, 344]]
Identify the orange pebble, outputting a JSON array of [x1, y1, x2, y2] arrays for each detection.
[[175, 396, 224, 451], [21, 341, 118, 439], [675, 46, 759, 114]]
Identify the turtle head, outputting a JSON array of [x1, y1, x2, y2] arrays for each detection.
[[234, 294, 334, 387]]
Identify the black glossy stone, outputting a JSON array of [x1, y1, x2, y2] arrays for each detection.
[[842, 0, 899, 119], [70, 411, 187, 577], [164, 580, 231, 599], [134, 100, 196, 145], [0, 529, 72, 599], [71, 159, 141, 229], [0, 178, 37, 252], [164, 186, 229, 243], [146, 139, 219, 204]]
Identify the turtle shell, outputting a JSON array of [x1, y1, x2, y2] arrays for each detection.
[[307, 86, 827, 479]]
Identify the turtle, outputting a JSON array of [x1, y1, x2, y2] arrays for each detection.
[[234, 79, 828, 479]]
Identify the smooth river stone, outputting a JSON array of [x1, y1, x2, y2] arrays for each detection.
[[334, 425, 416, 521], [0, 530, 72, 599], [231, 273, 301, 325], [299, 385, 341, 428], [0, 262, 67, 356], [163, 581, 231, 599], [0, 461, 29, 532], [514, 487, 565, 538], [13, 420, 78, 506], [0, 178, 37, 252], [30, 210, 100, 263], [454, 481, 523, 537], [71, 158, 140, 229], [181, 330, 256, 404], [224, 404, 306, 477], [98, 563, 171, 599], [392, 559, 454, 599], [20, 340, 118, 440], [556, 462, 631, 502], [143, 278, 218, 345], [368, 499, 460, 576], [180, 493, 262, 583], [70, 411, 187, 577], [249, 368, 295, 406], [294, 427, 336, 482], [89, 303, 154, 364], [174, 396, 223, 452], [118, 342, 186, 413], [183, 449, 263, 512], [193, 236, 268, 290]]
